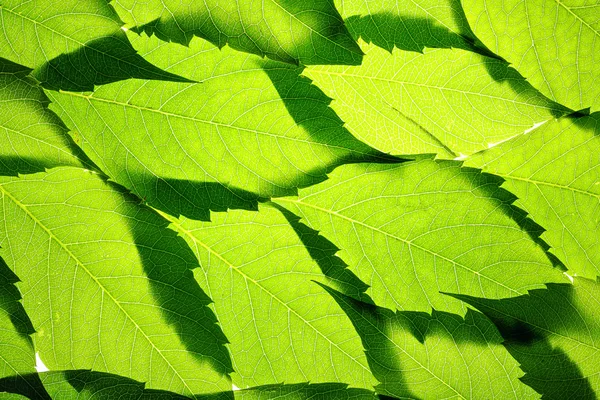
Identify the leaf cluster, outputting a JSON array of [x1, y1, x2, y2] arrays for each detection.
[[0, 0, 598, 399]]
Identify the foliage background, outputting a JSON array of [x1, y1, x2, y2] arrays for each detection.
[[0, 0, 598, 398]]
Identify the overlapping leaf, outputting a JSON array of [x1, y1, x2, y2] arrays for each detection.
[[47, 33, 392, 221], [462, 0, 600, 111], [160, 205, 375, 389], [274, 159, 568, 314], [0, 167, 232, 395], [450, 276, 600, 398], [467, 113, 600, 278], [322, 283, 539, 399], [303, 41, 567, 158], [0, 0, 188, 90], [0, 59, 83, 175], [112, 0, 362, 65]]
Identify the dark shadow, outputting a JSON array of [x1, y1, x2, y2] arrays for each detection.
[[130, 0, 363, 66], [447, 282, 596, 400], [455, 161, 567, 270], [268, 202, 373, 304], [344, 13, 475, 53], [262, 59, 404, 166], [0, 58, 32, 76], [110, 180, 234, 378], [129, 175, 264, 222], [34, 33, 193, 92], [570, 111, 600, 132], [0, 373, 51, 399]]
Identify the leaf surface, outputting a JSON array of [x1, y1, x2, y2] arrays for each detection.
[[467, 113, 600, 279], [274, 159, 567, 314], [0, 59, 83, 175], [0, 167, 232, 395], [160, 205, 375, 389], [0, 0, 188, 91], [449, 276, 600, 398], [48, 33, 391, 220], [112, 0, 362, 65], [303, 42, 566, 158], [462, 0, 600, 111], [322, 284, 539, 399]]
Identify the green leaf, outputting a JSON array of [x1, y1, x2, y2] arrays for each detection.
[[274, 159, 567, 314], [112, 0, 362, 66], [303, 42, 567, 158], [448, 276, 600, 399], [321, 283, 539, 399], [0, 59, 83, 175], [47, 33, 393, 221], [0, 0, 189, 91], [466, 113, 600, 279], [0, 371, 378, 400], [462, 0, 600, 112], [0, 256, 35, 380], [159, 204, 375, 389], [0, 167, 232, 395], [334, 0, 477, 53]]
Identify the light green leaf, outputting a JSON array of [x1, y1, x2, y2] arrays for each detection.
[[322, 283, 539, 399], [0, 0, 189, 91], [0, 58, 83, 176], [462, 0, 600, 111], [303, 41, 567, 158], [160, 204, 375, 389], [112, 0, 362, 65], [0, 167, 232, 395], [334, 0, 476, 53], [48, 33, 392, 221], [466, 114, 600, 279], [450, 276, 600, 399], [0, 256, 35, 380], [274, 159, 568, 314]]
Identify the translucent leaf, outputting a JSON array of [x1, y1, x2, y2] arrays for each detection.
[[47, 33, 393, 221], [160, 204, 375, 389], [0, 256, 35, 380], [0, 0, 189, 91], [449, 276, 600, 398], [112, 0, 363, 65], [303, 41, 567, 158], [274, 159, 567, 314], [462, 0, 600, 111], [466, 113, 600, 279], [0, 59, 83, 175], [0, 167, 232, 395], [322, 283, 539, 399]]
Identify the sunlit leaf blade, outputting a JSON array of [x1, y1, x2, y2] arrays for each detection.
[[334, 0, 476, 53], [112, 0, 362, 66], [321, 283, 539, 399], [0, 256, 35, 380], [462, 0, 600, 111], [274, 159, 568, 314], [159, 204, 375, 389], [47, 33, 393, 221], [0, 167, 232, 395], [448, 276, 600, 399], [466, 114, 600, 279], [0, 59, 83, 176], [303, 42, 568, 158], [0, 0, 189, 91], [0, 371, 378, 400]]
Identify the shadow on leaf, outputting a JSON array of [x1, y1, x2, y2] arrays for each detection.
[[34, 33, 192, 92]]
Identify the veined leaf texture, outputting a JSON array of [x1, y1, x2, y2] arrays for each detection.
[[0, 0, 598, 399]]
